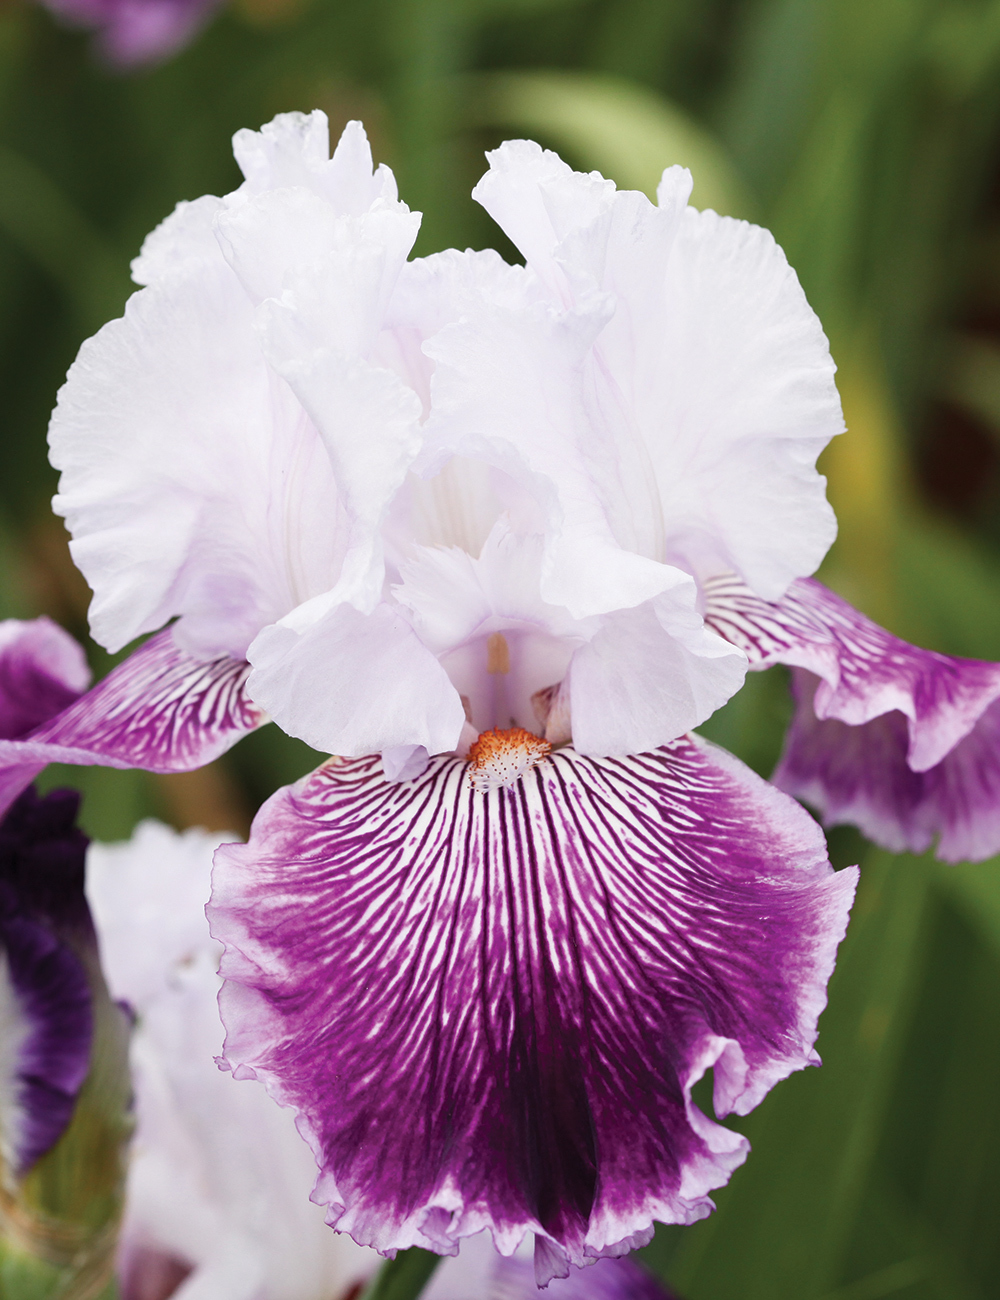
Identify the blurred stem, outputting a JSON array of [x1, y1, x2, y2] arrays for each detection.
[[0, 145, 131, 333], [384, 0, 470, 254], [360, 1248, 441, 1300]]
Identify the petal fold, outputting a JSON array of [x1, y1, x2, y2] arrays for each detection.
[[705, 574, 1000, 861], [210, 739, 855, 1273]]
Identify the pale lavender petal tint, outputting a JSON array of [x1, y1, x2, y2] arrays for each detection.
[[705, 574, 1000, 861], [0, 787, 94, 1176], [0, 629, 263, 819], [39, 0, 222, 68], [210, 740, 856, 1279], [490, 1254, 677, 1300]]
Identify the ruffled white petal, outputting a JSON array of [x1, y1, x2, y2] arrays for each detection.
[[247, 602, 466, 756], [568, 582, 748, 755], [463, 139, 841, 605]]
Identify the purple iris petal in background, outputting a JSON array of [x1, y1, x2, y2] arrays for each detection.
[[488, 1254, 676, 1300], [705, 574, 1000, 861], [0, 786, 94, 1176], [0, 628, 264, 820], [0, 618, 91, 818], [210, 739, 856, 1282], [422, 1233, 679, 1300], [38, 0, 223, 69]]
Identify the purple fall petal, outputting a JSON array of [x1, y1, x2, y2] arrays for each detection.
[[0, 629, 263, 819], [209, 740, 856, 1276], [704, 574, 1000, 861], [0, 787, 94, 1176]]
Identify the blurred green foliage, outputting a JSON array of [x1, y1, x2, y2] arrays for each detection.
[[4, 0, 1000, 1297]]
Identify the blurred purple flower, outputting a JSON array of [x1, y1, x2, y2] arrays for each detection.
[[0, 619, 95, 1178], [38, 0, 223, 69]]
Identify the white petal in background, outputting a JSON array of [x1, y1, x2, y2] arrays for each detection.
[[86, 822, 377, 1300]]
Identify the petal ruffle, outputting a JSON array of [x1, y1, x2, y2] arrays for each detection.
[[209, 738, 856, 1276], [704, 574, 1000, 861], [464, 141, 841, 604], [0, 631, 262, 819]]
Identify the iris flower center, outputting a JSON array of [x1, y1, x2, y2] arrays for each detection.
[[467, 727, 552, 791]]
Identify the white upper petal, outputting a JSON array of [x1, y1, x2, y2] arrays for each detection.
[[464, 139, 841, 604], [568, 578, 748, 755], [50, 260, 345, 657], [247, 602, 467, 756], [49, 111, 425, 658]]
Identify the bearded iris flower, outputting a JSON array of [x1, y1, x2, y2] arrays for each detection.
[[4, 109, 1000, 1282]]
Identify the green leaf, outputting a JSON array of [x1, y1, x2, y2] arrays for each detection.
[[468, 69, 756, 216]]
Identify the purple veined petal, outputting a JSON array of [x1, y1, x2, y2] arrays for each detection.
[[209, 737, 856, 1280], [0, 786, 95, 1176], [0, 630, 263, 819], [704, 574, 1000, 862]]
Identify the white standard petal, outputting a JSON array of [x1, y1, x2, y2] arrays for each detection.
[[247, 602, 466, 757], [469, 140, 842, 604], [569, 576, 748, 755], [232, 112, 399, 214], [637, 206, 841, 597], [423, 293, 674, 620], [50, 257, 343, 657]]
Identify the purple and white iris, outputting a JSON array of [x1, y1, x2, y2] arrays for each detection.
[[8, 108, 1000, 1281]]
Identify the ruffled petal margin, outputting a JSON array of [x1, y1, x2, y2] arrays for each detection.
[[705, 574, 1000, 861], [209, 738, 856, 1279], [0, 630, 263, 819]]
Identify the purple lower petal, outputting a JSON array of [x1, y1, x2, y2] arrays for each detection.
[[0, 630, 263, 818], [0, 618, 91, 741], [775, 669, 1000, 863], [209, 739, 856, 1274], [0, 787, 95, 1175], [705, 574, 1000, 861]]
